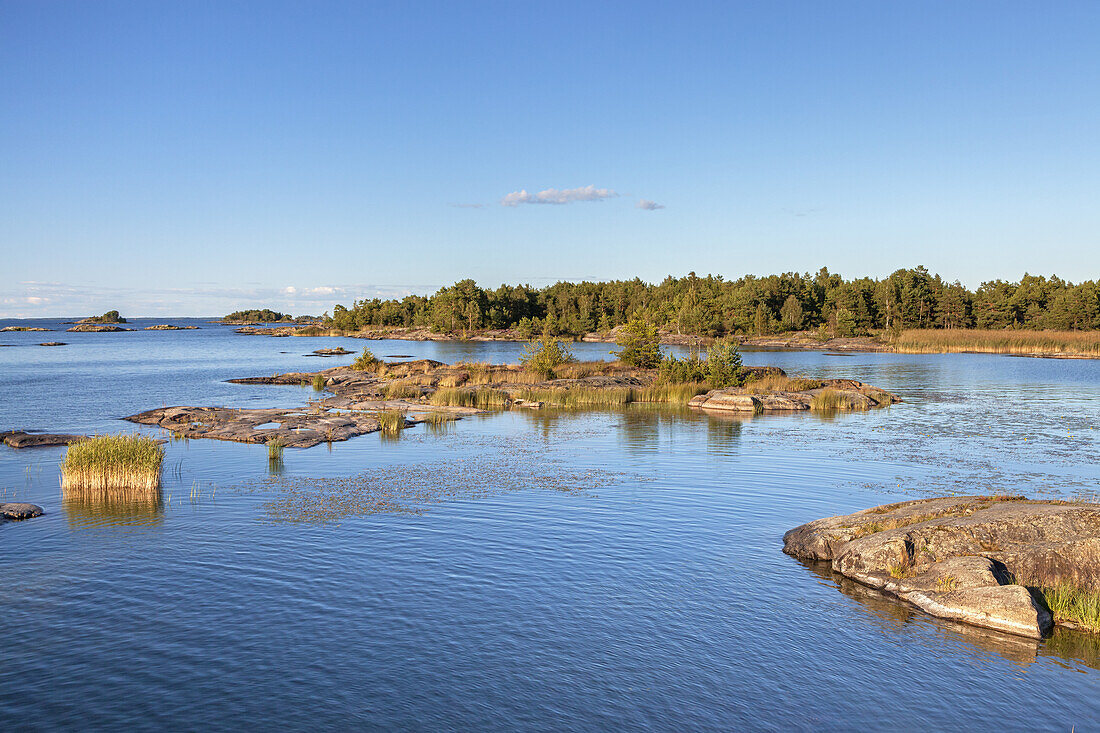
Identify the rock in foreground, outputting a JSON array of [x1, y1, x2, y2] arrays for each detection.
[[1, 502, 44, 520], [784, 497, 1100, 638]]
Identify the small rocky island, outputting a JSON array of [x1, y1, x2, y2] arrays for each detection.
[[784, 497, 1100, 638], [121, 359, 899, 448]]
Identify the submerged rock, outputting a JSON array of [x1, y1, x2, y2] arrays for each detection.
[[0, 502, 44, 520], [784, 497, 1100, 638], [308, 347, 353, 356]]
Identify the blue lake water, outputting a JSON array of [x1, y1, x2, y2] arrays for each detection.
[[2, 318, 1100, 730]]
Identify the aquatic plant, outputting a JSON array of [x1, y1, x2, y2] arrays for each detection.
[[268, 439, 284, 460], [891, 329, 1100, 357], [312, 374, 326, 391], [377, 409, 407, 434], [61, 434, 163, 492]]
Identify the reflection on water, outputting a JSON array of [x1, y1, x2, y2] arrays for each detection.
[[800, 559, 1100, 671], [62, 489, 164, 528]]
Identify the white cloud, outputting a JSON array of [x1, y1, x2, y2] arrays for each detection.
[[0, 282, 416, 318], [501, 185, 618, 207], [637, 199, 665, 211]]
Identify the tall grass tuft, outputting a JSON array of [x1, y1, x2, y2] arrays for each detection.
[[810, 388, 869, 411], [742, 375, 823, 393], [429, 387, 511, 409], [377, 409, 407, 434], [312, 374, 326, 391], [383, 380, 422, 399], [268, 439, 284, 461], [61, 434, 164, 493], [891, 329, 1100, 357]]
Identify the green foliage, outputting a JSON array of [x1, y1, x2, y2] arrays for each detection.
[[519, 334, 577, 379], [322, 268, 1100, 337], [658, 341, 742, 388], [312, 374, 326, 391], [614, 318, 662, 368], [223, 308, 289, 323], [702, 340, 742, 388], [351, 347, 381, 371], [87, 310, 126, 324]]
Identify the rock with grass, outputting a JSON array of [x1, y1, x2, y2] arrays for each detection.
[[689, 376, 899, 413], [784, 496, 1100, 637], [66, 324, 132, 332]]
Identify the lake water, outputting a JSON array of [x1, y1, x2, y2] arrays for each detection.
[[2, 318, 1100, 731]]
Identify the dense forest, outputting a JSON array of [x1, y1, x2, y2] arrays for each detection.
[[326, 268, 1100, 338]]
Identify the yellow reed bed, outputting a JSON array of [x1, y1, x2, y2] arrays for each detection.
[[61, 434, 164, 493]]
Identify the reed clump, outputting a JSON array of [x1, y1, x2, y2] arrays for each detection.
[[516, 383, 707, 408], [312, 374, 326, 391], [891, 329, 1100, 357], [61, 434, 164, 493], [377, 409, 407, 434], [811, 388, 869, 411], [1010, 574, 1100, 633], [383, 380, 422, 399], [742, 375, 824, 393], [429, 387, 511, 409], [268, 439, 284, 460]]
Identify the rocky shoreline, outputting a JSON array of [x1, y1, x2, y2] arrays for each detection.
[[784, 497, 1100, 638]]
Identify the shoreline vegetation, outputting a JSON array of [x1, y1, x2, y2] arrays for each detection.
[[222, 266, 1100, 358], [232, 323, 1100, 359]]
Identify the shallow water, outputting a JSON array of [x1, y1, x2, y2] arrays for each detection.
[[2, 318, 1100, 730]]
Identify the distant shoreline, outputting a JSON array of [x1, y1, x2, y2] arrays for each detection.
[[229, 324, 1100, 359]]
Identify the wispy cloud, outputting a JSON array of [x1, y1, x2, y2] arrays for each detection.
[[0, 281, 414, 318], [449, 203, 486, 209], [501, 185, 618, 207], [637, 199, 665, 210]]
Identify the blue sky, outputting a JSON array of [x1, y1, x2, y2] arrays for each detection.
[[2, 1, 1099, 317]]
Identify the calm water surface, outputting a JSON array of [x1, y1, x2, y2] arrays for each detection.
[[2, 318, 1100, 731]]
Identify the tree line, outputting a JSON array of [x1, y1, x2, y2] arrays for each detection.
[[326, 267, 1100, 337]]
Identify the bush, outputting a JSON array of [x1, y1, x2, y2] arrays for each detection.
[[351, 347, 381, 371], [520, 334, 577, 379], [657, 340, 742, 388], [703, 339, 742, 388], [614, 318, 662, 368]]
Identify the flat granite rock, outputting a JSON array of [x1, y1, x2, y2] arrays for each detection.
[[689, 379, 899, 413], [1, 502, 44, 520], [1, 431, 87, 448], [784, 497, 1100, 638], [66, 324, 131, 332]]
